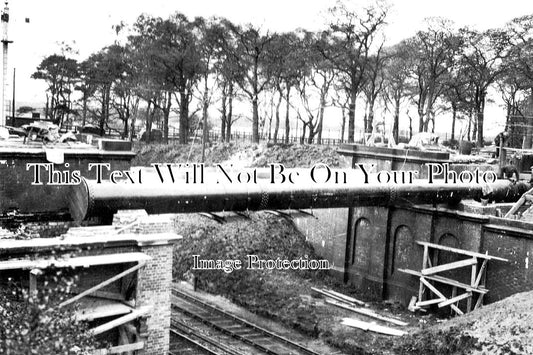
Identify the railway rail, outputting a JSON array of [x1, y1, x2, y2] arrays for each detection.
[[170, 287, 323, 355]]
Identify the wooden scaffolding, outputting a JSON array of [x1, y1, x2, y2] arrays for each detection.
[[399, 241, 508, 315], [0, 252, 151, 354]]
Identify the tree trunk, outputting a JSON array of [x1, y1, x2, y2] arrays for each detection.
[[252, 93, 259, 143], [417, 94, 425, 133], [308, 127, 315, 144], [145, 100, 153, 143], [99, 85, 110, 137], [393, 95, 400, 143], [451, 104, 457, 141], [226, 85, 234, 143], [348, 89, 357, 143], [423, 85, 435, 133], [202, 75, 209, 160], [163, 91, 172, 144], [467, 110, 472, 141], [273, 91, 282, 143], [220, 86, 227, 142], [129, 110, 136, 142], [123, 109, 129, 140], [284, 87, 291, 144], [179, 91, 189, 145], [341, 107, 346, 142], [475, 92, 486, 146], [476, 108, 484, 147], [45, 95, 49, 121], [82, 97, 87, 127], [367, 99, 375, 134], [317, 89, 326, 144], [523, 90, 533, 149]]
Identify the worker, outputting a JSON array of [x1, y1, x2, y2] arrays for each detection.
[[494, 130, 509, 158], [500, 165, 519, 183]]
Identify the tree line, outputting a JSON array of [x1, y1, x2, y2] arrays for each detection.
[[30, 1, 533, 147]]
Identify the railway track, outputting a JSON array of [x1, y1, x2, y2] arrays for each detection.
[[170, 287, 323, 355]]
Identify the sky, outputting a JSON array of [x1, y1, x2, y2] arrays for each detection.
[[5, 0, 533, 135]]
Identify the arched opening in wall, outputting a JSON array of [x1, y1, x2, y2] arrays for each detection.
[[384, 225, 417, 301], [391, 225, 415, 275], [345, 217, 372, 285], [353, 218, 372, 266]]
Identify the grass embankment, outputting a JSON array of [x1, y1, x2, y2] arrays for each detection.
[[132, 142, 349, 169]]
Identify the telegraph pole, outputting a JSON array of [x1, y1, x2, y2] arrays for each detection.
[[0, 1, 12, 127]]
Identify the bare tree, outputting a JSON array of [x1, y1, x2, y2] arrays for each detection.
[[318, 0, 388, 142]]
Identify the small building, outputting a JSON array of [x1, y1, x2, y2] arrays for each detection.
[[0, 211, 180, 354]]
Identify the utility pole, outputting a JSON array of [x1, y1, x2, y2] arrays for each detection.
[[0, 1, 12, 127]]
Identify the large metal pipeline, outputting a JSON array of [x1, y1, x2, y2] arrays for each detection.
[[68, 175, 529, 221]]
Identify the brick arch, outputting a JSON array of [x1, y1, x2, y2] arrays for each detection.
[[391, 225, 415, 275], [351, 217, 372, 268]]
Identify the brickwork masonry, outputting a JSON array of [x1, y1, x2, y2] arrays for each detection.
[[113, 211, 177, 355]]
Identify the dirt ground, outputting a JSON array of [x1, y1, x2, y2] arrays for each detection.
[[138, 142, 533, 355], [397, 289, 533, 355]]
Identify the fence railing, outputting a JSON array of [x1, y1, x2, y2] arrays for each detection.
[[168, 131, 352, 146], [85, 126, 410, 146]]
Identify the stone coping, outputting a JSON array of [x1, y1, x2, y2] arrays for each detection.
[[0, 146, 136, 158], [0, 232, 182, 254], [337, 143, 450, 162]]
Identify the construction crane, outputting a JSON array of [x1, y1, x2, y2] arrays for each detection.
[[0, 1, 12, 127]]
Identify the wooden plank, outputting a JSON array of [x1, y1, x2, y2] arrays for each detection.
[[90, 306, 151, 335], [321, 289, 367, 306], [474, 293, 484, 309], [419, 244, 429, 302], [311, 287, 367, 307], [420, 278, 445, 299], [325, 299, 408, 326], [0, 252, 151, 271], [450, 286, 457, 316], [504, 187, 533, 218], [421, 258, 477, 276], [420, 277, 463, 315], [438, 292, 472, 308], [59, 262, 146, 308], [416, 298, 445, 307], [416, 241, 508, 262], [399, 269, 488, 294], [341, 318, 406, 336], [75, 297, 133, 321], [92, 341, 144, 354], [468, 260, 477, 312], [407, 296, 419, 312], [474, 259, 488, 288]]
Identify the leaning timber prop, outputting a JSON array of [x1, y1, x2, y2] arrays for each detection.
[[68, 176, 530, 221]]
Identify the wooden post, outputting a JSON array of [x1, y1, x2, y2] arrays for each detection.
[[29, 269, 42, 296], [467, 259, 477, 312], [450, 286, 457, 316], [419, 244, 429, 303]]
